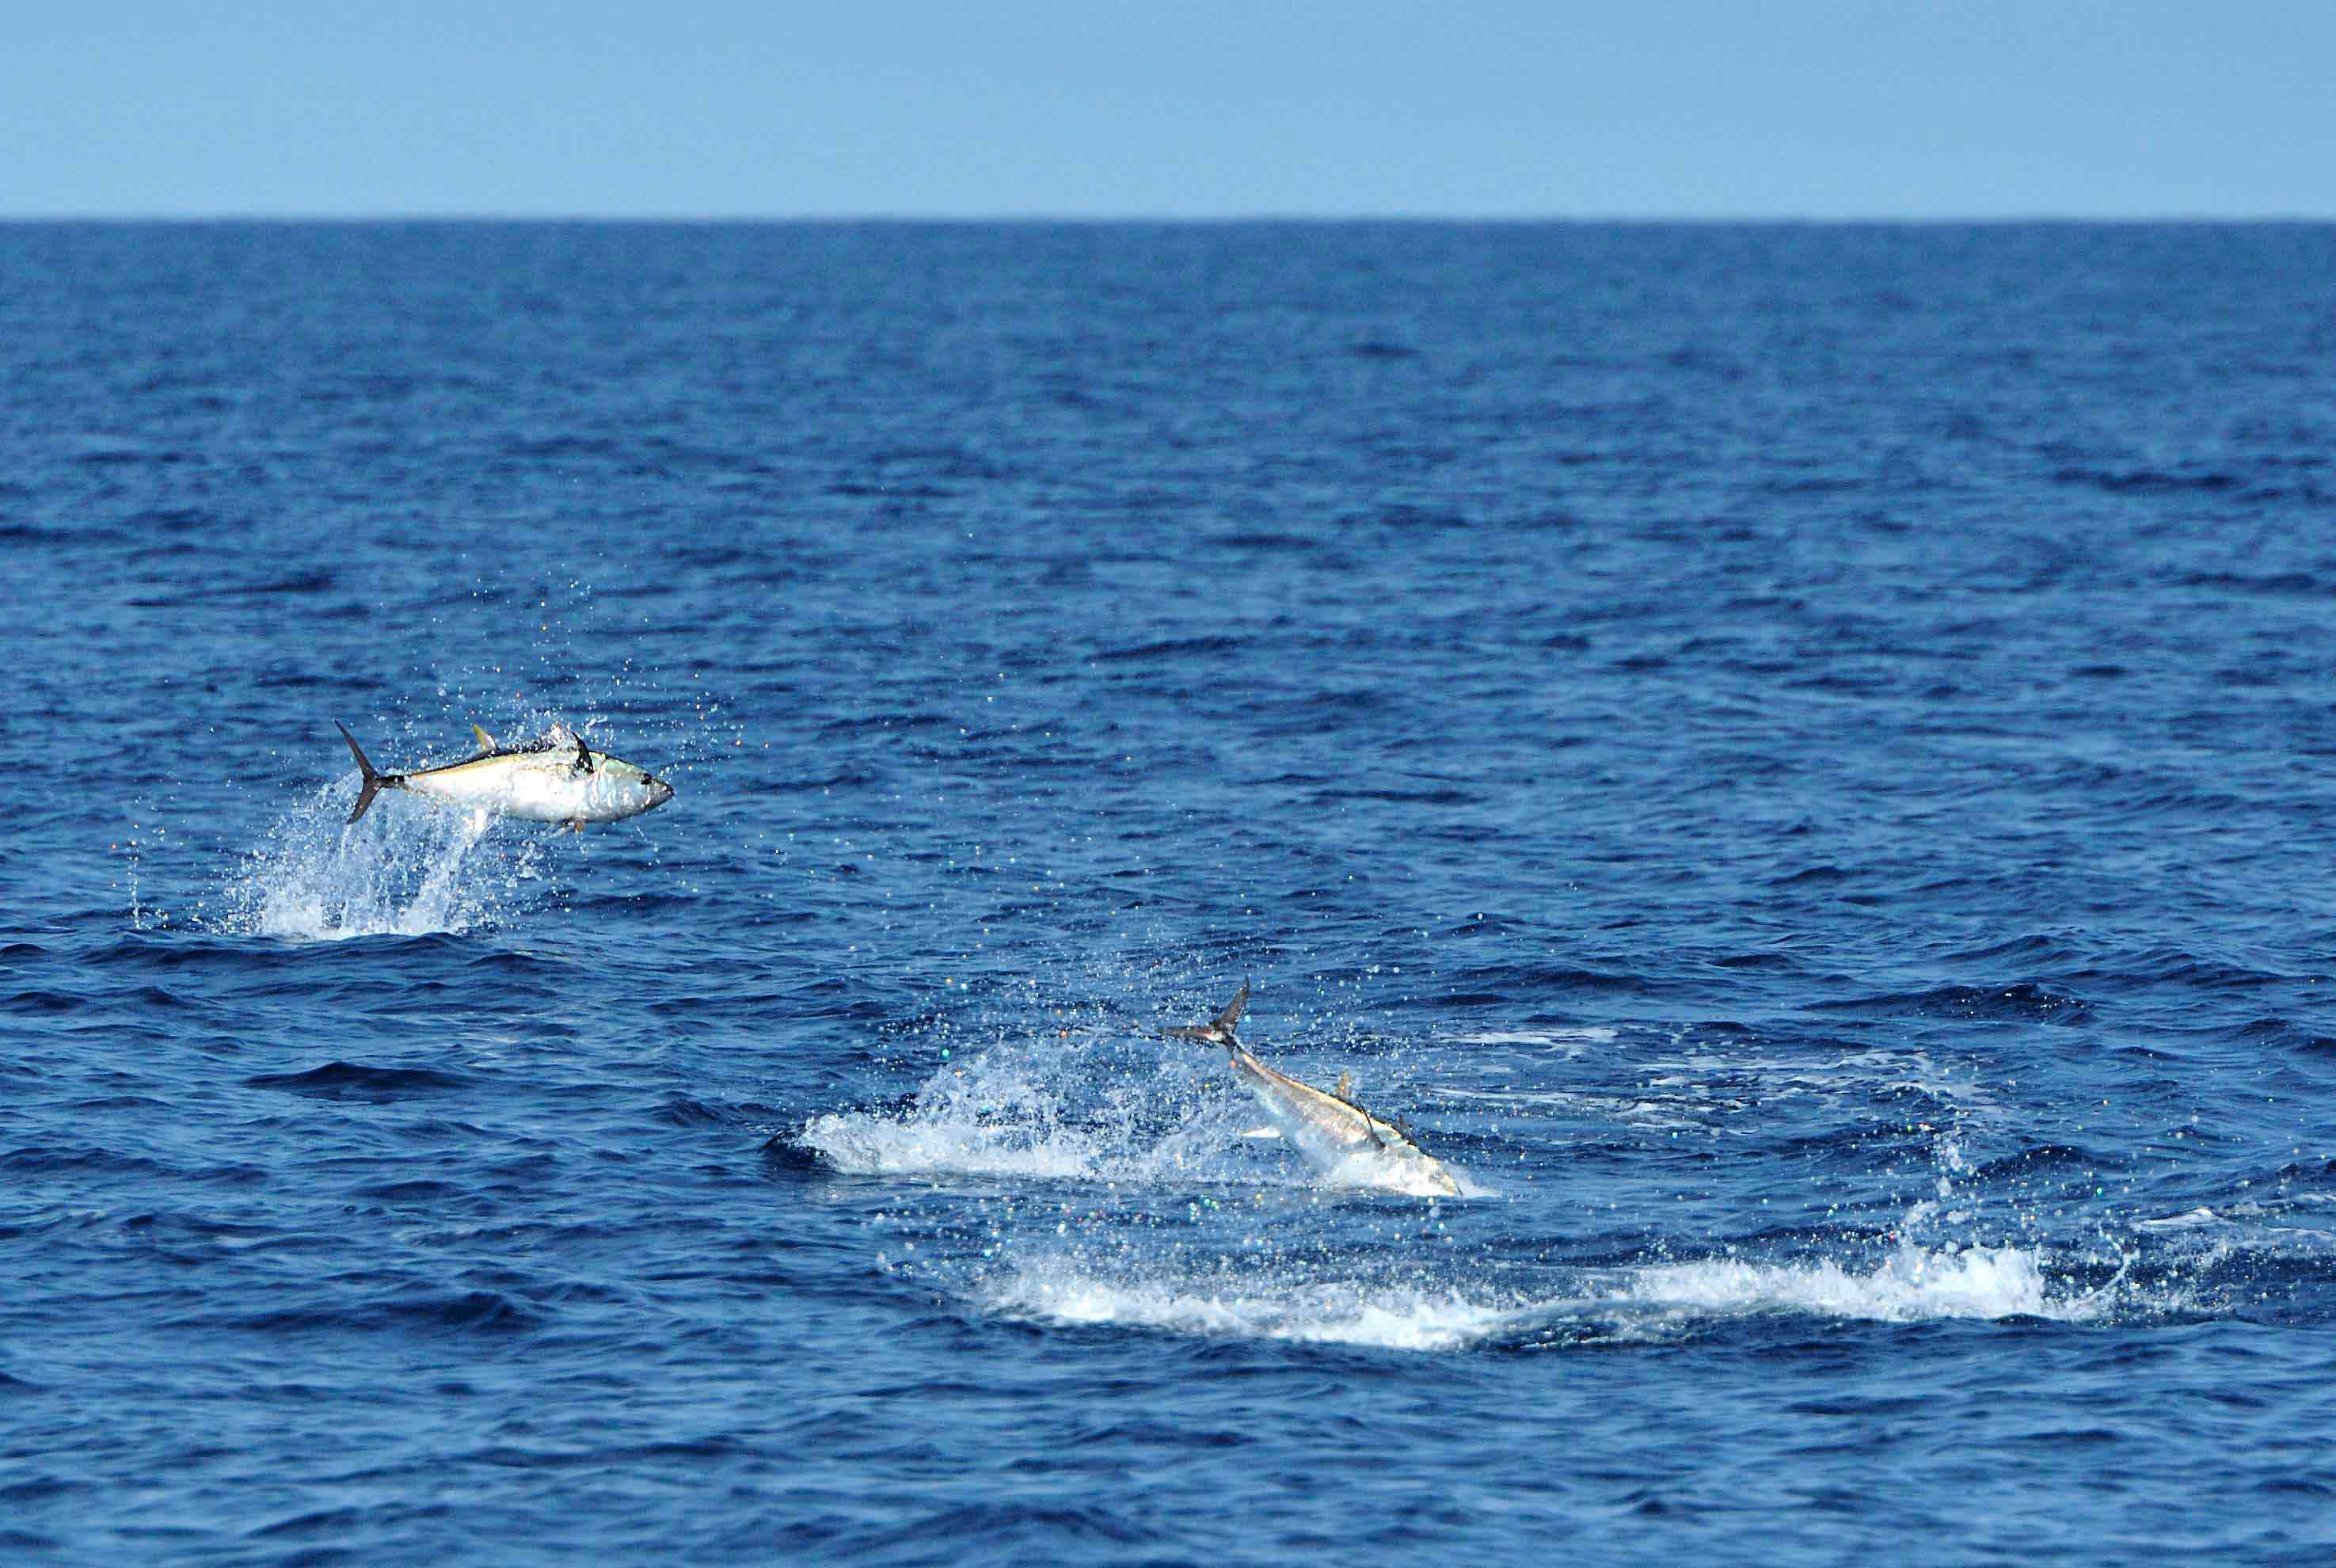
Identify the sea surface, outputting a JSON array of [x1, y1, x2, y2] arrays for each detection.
[[6, 220, 2336, 1564]]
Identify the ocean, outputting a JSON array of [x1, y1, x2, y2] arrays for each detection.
[[6, 219, 2336, 1563]]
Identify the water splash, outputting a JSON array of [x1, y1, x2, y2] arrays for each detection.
[[983, 1263, 1519, 1351], [209, 780, 548, 941], [970, 1237, 2116, 1355], [803, 1025, 1251, 1187], [801, 994, 1481, 1196], [1620, 1240, 2100, 1324]]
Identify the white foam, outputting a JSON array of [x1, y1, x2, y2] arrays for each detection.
[[2134, 1207, 2220, 1231], [977, 1242, 2098, 1353], [800, 1037, 1259, 1189], [984, 1265, 1517, 1352], [963, 1234, 2110, 1353], [804, 1108, 1143, 1183], [1624, 1242, 2098, 1323], [1450, 1027, 1619, 1048]]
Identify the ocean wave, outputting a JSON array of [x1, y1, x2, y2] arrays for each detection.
[[1806, 981, 2092, 1023], [242, 1062, 478, 1101]]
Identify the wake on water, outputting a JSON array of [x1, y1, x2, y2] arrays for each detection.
[[799, 1014, 2159, 1353], [972, 1239, 2110, 1354]]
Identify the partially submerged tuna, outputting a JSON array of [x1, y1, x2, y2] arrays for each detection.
[[1166, 981, 1463, 1197], [333, 721, 674, 830]]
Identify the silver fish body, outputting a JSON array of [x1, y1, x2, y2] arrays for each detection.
[[1166, 981, 1463, 1197], [334, 721, 675, 828], [1225, 1043, 1463, 1197]]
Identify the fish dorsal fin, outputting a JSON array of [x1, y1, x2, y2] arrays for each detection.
[[1335, 1070, 1384, 1147], [572, 731, 592, 774], [1213, 980, 1250, 1035], [470, 724, 496, 755]]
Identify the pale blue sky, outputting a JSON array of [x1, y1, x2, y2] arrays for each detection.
[[7, 1, 2331, 218]]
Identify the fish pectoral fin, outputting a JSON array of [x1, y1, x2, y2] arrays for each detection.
[[470, 723, 496, 754]]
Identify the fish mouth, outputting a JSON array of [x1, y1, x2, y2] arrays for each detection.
[[646, 774, 675, 808]]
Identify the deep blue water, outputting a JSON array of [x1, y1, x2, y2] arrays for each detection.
[[6, 220, 2336, 1563]]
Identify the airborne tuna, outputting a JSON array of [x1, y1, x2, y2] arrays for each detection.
[[333, 721, 675, 831], [1166, 980, 1463, 1197]]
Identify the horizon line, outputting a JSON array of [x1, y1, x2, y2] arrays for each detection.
[[3, 211, 2334, 227]]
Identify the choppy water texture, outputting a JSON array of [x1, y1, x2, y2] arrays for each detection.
[[7, 222, 2336, 1564]]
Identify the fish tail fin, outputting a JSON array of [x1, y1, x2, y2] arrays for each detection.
[[1214, 980, 1250, 1034], [335, 720, 394, 824], [1162, 1025, 1238, 1060]]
